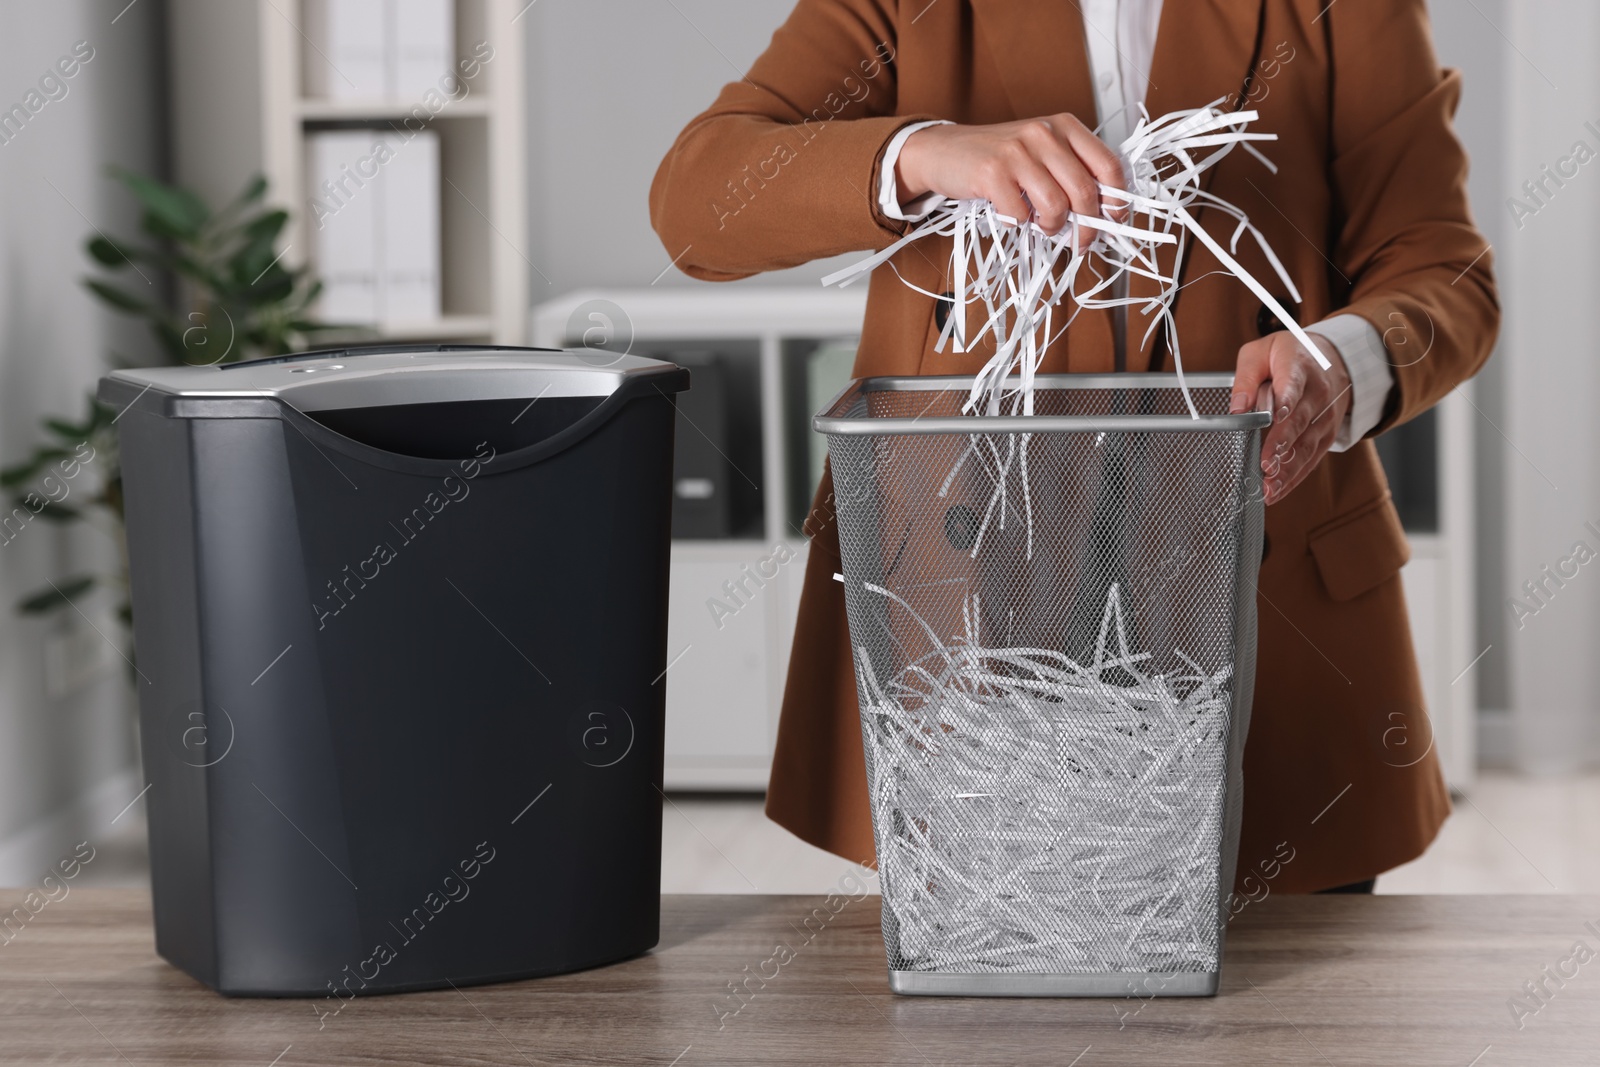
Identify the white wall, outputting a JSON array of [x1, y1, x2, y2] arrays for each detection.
[[1502, 0, 1600, 771], [0, 0, 166, 880], [521, 0, 852, 292], [1428, 0, 1510, 725]]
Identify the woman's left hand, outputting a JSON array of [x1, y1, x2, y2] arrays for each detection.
[[1229, 332, 1352, 506]]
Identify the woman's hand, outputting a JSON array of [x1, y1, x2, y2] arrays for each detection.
[[895, 115, 1125, 249], [1230, 332, 1352, 505]]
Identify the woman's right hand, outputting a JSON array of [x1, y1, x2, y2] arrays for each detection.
[[894, 115, 1125, 250]]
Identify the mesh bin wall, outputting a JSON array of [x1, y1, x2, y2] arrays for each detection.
[[819, 374, 1266, 997]]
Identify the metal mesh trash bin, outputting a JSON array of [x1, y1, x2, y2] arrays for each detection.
[[816, 372, 1269, 997], [99, 345, 688, 997]]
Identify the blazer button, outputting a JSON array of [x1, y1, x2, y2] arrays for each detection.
[[1257, 301, 1298, 338], [934, 291, 954, 333]]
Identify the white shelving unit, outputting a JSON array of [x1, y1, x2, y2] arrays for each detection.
[[1397, 388, 1478, 791], [167, 0, 528, 345], [532, 288, 869, 790], [533, 289, 1477, 794]]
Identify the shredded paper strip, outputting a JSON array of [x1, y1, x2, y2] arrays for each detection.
[[856, 583, 1230, 973], [823, 99, 1328, 419]]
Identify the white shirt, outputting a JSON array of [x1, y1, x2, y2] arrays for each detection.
[[876, 0, 1393, 450]]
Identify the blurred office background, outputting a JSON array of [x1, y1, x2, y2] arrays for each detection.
[[0, 0, 1594, 894]]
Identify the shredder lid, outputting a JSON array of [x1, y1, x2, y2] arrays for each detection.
[[99, 345, 685, 414]]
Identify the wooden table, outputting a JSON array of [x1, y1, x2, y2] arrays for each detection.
[[2, 890, 1597, 1065]]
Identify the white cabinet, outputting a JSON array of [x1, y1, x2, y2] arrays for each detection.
[[166, 0, 528, 346], [532, 288, 867, 789], [1387, 387, 1478, 791], [662, 549, 774, 784]]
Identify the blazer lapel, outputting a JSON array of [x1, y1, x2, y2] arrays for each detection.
[[967, 0, 1265, 163], [969, 0, 1115, 371], [1131, 0, 1267, 372], [1142, 0, 1266, 122]]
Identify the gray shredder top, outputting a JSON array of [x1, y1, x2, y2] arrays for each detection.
[[98, 346, 685, 415]]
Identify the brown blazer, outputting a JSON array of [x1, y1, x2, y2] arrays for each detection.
[[650, 0, 1498, 893]]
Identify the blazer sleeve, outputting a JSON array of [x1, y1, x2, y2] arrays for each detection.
[[1325, 0, 1500, 432], [648, 0, 937, 282]]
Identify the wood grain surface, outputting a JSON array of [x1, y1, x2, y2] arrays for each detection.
[[1, 890, 1597, 1065]]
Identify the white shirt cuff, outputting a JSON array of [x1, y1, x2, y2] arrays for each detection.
[[878, 120, 954, 222], [1304, 314, 1396, 453]]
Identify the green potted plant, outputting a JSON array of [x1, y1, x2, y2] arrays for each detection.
[[1, 169, 351, 634]]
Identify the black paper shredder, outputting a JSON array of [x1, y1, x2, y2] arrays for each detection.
[[98, 345, 689, 997]]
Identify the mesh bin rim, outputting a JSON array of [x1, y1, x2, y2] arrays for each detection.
[[814, 372, 1273, 437]]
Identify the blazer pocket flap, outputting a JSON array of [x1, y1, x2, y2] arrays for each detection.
[[1307, 495, 1411, 602]]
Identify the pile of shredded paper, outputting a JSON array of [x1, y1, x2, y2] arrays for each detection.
[[857, 583, 1232, 973]]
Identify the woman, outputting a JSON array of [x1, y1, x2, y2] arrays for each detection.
[[650, 0, 1497, 894]]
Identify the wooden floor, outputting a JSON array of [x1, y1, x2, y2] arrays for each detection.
[[1, 890, 1596, 1065]]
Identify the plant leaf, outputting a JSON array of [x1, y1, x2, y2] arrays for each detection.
[[241, 210, 289, 244], [0, 464, 43, 489], [1, 448, 72, 488], [86, 236, 132, 267], [84, 279, 152, 315], [45, 418, 89, 440], [113, 168, 210, 239], [221, 174, 269, 216], [30, 500, 83, 523], [18, 575, 96, 615], [87, 399, 116, 432]]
